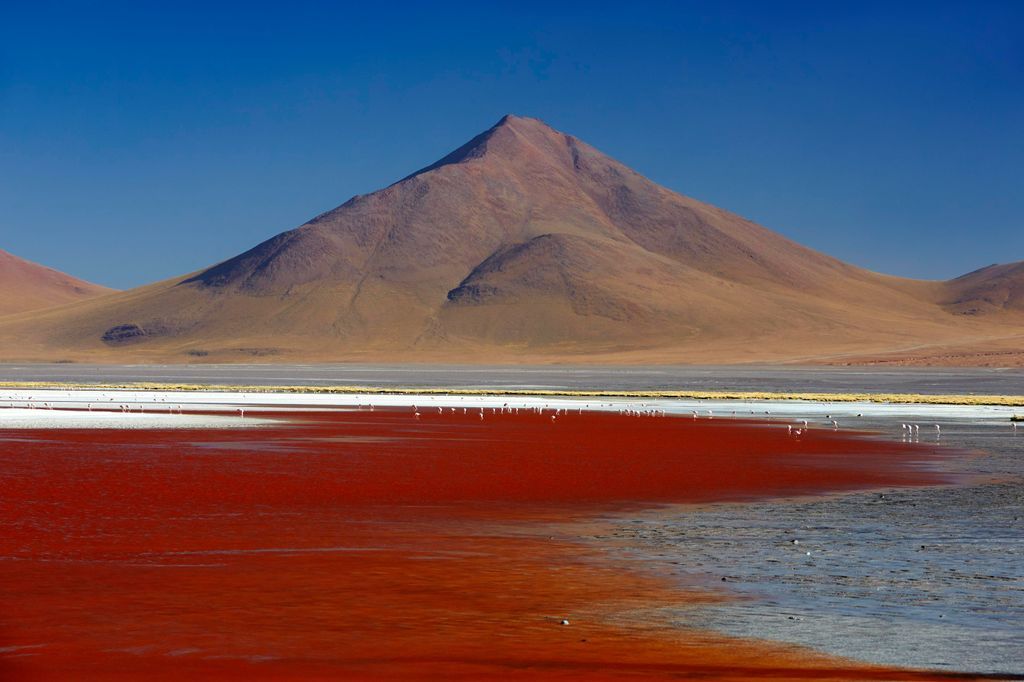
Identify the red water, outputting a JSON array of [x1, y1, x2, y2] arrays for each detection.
[[0, 408, 975, 680]]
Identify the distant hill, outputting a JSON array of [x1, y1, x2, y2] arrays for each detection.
[[0, 249, 114, 316], [0, 115, 1020, 365], [941, 262, 1024, 316]]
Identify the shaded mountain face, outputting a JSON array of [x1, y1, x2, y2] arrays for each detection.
[[0, 249, 114, 316], [941, 263, 1024, 315], [1, 115, 1021, 364]]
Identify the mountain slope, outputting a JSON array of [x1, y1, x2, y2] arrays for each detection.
[[0, 115, 1020, 365], [941, 263, 1024, 316], [0, 249, 114, 316]]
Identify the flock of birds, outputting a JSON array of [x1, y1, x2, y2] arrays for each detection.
[[0, 394, 1019, 438], [408, 402, 660, 422], [4, 395, 189, 415], [396, 401, 1021, 441]]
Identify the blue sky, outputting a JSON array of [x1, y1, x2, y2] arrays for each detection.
[[2, 1, 1021, 288]]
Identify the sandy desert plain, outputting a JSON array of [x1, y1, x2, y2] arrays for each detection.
[[0, 365, 1022, 681]]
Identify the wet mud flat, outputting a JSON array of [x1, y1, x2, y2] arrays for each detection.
[[0, 408, 1008, 680], [604, 419, 1024, 676]]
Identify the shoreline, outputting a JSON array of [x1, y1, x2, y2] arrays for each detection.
[[1, 380, 1023, 408]]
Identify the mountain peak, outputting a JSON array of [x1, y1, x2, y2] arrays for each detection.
[[401, 114, 567, 182], [494, 113, 551, 128]]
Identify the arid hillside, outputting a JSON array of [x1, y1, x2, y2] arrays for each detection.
[[0, 116, 1020, 365], [0, 249, 114, 316]]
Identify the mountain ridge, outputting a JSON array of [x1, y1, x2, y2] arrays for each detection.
[[0, 115, 1021, 365], [0, 249, 115, 316]]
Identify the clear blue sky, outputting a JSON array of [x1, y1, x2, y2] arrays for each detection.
[[2, 1, 1021, 288]]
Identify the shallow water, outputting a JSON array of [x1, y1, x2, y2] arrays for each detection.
[[605, 417, 1024, 675]]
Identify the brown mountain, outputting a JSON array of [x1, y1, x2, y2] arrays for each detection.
[[0, 115, 1021, 365], [0, 249, 114, 316], [941, 263, 1024, 316]]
